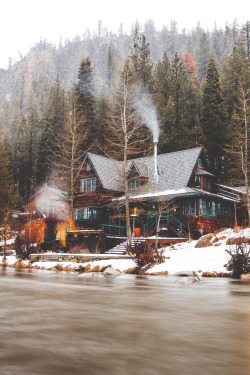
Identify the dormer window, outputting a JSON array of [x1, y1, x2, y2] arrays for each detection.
[[87, 162, 91, 171], [198, 158, 202, 168], [195, 176, 201, 188], [129, 179, 140, 189]]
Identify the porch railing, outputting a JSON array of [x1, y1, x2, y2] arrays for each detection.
[[143, 213, 186, 238], [101, 216, 127, 236]]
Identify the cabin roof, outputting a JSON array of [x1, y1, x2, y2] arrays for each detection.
[[86, 147, 203, 192], [23, 184, 68, 205]]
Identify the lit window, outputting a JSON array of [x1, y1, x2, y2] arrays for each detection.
[[80, 178, 96, 192]]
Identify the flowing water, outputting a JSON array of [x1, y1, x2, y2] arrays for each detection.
[[0, 268, 249, 375]]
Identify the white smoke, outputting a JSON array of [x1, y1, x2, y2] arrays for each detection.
[[137, 94, 159, 143], [35, 184, 69, 220]]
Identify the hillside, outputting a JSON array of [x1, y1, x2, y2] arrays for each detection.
[[0, 19, 247, 121]]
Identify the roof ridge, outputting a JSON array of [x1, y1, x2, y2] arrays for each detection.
[[131, 146, 202, 162]]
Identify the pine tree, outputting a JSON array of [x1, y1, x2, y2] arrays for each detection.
[[201, 54, 225, 178], [0, 134, 17, 224], [221, 44, 249, 119], [36, 75, 67, 184], [196, 31, 211, 80], [75, 57, 97, 151], [157, 53, 198, 152], [129, 30, 153, 90]]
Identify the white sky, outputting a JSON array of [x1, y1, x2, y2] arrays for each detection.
[[0, 0, 249, 69]]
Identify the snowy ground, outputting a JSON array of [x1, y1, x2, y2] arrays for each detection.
[[0, 228, 249, 276]]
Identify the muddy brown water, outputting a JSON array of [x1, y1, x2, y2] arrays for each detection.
[[0, 268, 249, 375]]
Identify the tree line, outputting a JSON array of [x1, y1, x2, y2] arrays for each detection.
[[0, 22, 249, 227]]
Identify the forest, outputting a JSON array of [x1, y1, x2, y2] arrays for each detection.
[[0, 19, 249, 225]]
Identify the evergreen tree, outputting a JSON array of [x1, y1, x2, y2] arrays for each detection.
[[221, 44, 249, 118], [0, 134, 17, 225], [201, 54, 225, 178], [156, 53, 198, 152], [36, 76, 67, 184], [196, 31, 211, 80], [130, 30, 153, 90], [75, 57, 97, 151]]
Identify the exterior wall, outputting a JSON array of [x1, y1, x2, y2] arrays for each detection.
[[25, 218, 71, 245], [74, 159, 113, 208], [180, 197, 235, 235], [181, 214, 234, 235]]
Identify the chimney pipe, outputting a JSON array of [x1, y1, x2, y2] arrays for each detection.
[[154, 142, 159, 182]]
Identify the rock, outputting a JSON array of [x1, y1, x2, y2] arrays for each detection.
[[173, 271, 194, 277], [202, 271, 218, 277], [123, 267, 139, 274], [226, 237, 250, 245], [102, 267, 121, 276], [241, 273, 250, 280], [212, 236, 219, 243], [218, 236, 226, 241], [177, 277, 198, 284], [195, 234, 213, 248]]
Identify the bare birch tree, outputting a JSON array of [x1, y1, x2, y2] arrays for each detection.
[[50, 84, 88, 219], [104, 59, 151, 246]]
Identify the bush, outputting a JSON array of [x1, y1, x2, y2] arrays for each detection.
[[14, 236, 38, 260], [129, 241, 163, 270], [226, 243, 250, 278]]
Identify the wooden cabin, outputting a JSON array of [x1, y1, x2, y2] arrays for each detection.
[[20, 185, 71, 248], [73, 147, 246, 241]]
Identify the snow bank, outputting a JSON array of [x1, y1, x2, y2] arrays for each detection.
[[0, 228, 249, 276], [147, 227, 250, 275]]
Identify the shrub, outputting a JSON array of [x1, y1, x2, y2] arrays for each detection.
[[129, 241, 164, 271], [14, 236, 38, 259], [226, 243, 250, 278]]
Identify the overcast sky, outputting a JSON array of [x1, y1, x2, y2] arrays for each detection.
[[0, 0, 249, 69]]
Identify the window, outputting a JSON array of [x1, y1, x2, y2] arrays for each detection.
[[129, 179, 140, 189], [80, 178, 96, 192], [183, 199, 196, 216], [87, 162, 91, 171], [203, 177, 211, 190], [195, 176, 202, 188], [199, 199, 216, 217], [195, 176, 211, 190], [216, 202, 233, 216], [198, 158, 202, 168], [74, 207, 100, 221]]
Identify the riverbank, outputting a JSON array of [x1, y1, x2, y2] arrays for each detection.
[[1, 227, 249, 277]]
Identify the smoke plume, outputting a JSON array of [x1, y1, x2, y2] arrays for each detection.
[[137, 94, 159, 143]]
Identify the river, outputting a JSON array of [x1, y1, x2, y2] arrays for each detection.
[[0, 268, 249, 375]]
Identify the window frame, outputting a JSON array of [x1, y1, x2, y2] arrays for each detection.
[[80, 178, 96, 193], [129, 178, 140, 189], [182, 199, 196, 216], [74, 206, 100, 221], [199, 199, 216, 218]]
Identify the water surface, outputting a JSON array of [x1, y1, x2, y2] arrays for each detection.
[[0, 268, 249, 375]]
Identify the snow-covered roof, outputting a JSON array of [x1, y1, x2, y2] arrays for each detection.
[[86, 147, 203, 192]]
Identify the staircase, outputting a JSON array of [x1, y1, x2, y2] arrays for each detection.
[[144, 214, 187, 238], [105, 238, 146, 255]]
